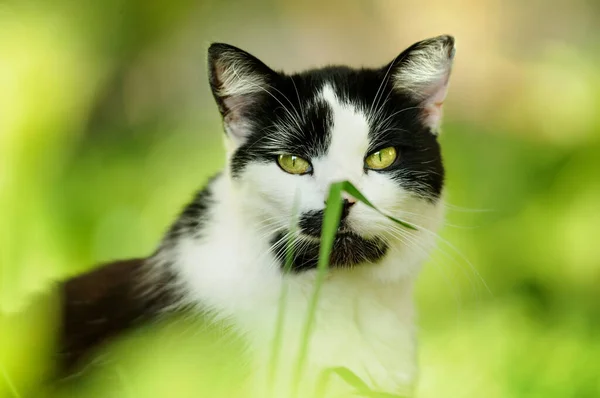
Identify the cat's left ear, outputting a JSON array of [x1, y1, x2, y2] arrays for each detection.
[[388, 35, 456, 134], [207, 43, 277, 145]]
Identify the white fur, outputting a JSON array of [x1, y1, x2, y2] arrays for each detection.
[[167, 83, 444, 397], [392, 39, 452, 97], [214, 53, 267, 98]]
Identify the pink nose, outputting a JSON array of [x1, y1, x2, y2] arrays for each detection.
[[341, 199, 355, 220], [342, 192, 357, 204]]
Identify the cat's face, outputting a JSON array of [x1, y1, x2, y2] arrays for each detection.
[[208, 36, 455, 273]]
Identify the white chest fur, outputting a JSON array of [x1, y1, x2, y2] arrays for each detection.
[[246, 272, 418, 398]]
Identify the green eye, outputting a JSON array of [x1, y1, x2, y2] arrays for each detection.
[[277, 154, 312, 175], [365, 147, 398, 170]]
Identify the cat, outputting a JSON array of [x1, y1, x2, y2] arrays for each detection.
[[59, 35, 455, 397]]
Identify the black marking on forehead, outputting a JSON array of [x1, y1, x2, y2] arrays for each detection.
[[230, 75, 333, 178], [277, 96, 333, 158]]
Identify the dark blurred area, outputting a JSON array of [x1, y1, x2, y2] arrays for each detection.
[[1, 0, 599, 397]]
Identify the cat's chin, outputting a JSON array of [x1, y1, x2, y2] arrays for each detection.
[[273, 231, 389, 272]]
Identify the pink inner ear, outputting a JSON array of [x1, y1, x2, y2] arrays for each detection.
[[422, 77, 450, 132], [222, 95, 255, 144]]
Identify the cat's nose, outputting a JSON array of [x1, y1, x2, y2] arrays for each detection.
[[341, 199, 355, 220], [343, 194, 357, 204], [323, 198, 356, 219]]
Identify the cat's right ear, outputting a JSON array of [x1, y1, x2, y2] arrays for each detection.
[[208, 43, 276, 145], [387, 35, 456, 134]]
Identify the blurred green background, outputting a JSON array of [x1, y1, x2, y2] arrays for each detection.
[[1, 0, 599, 397]]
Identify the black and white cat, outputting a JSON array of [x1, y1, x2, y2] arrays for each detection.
[[60, 35, 455, 397]]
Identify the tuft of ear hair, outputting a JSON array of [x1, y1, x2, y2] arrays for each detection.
[[207, 43, 277, 144], [390, 35, 456, 133]]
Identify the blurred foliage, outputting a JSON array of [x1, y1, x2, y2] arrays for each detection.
[[1, 0, 599, 397]]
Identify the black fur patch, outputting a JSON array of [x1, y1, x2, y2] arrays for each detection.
[[58, 259, 179, 377], [164, 174, 218, 242], [230, 86, 333, 178]]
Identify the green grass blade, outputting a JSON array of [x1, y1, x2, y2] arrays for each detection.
[[340, 181, 417, 231], [326, 367, 408, 397], [291, 181, 415, 397], [291, 182, 344, 397], [268, 197, 300, 397]]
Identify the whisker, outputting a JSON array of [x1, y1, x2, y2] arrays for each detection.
[[384, 226, 463, 312], [368, 53, 401, 121], [444, 202, 495, 213], [391, 223, 492, 298]]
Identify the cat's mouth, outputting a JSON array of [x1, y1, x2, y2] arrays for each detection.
[[272, 209, 390, 271], [272, 230, 389, 272]]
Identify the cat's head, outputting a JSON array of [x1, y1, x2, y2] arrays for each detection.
[[208, 36, 454, 276]]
